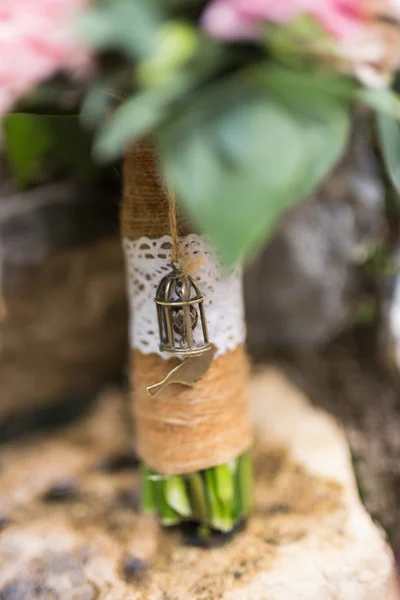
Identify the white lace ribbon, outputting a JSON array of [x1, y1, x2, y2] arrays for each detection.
[[123, 234, 246, 358]]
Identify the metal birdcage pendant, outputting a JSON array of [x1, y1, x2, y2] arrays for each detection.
[[155, 267, 212, 358]]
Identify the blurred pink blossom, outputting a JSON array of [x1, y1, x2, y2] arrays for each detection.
[[332, 20, 400, 86], [365, 0, 400, 19], [201, 0, 400, 87], [201, 0, 365, 41], [0, 0, 90, 116]]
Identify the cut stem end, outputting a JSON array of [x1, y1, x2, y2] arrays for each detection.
[[141, 451, 253, 533]]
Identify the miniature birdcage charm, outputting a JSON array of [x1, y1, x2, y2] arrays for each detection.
[[155, 268, 212, 358]]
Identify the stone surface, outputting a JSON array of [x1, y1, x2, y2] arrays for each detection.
[[0, 370, 396, 599], [274, 327, 400, 556]]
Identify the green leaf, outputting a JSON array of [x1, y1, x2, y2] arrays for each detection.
[[77, 0, 161, 59], [377, 113, 400, 194], [81, 85, 115, 129], [159, 69, 350, 264], [3, 114, 54, 186], [359, 88, 400, 121], [94, 90, 168, 161], [259, 64, 357, 103], [137, 22, 199, 88], [93, 38, 226, 161]]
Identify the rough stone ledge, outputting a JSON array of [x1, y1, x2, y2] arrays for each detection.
[[0, 370, 397, 599]]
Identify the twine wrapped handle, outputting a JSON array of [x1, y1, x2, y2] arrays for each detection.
[[122, 141, 252, 475]]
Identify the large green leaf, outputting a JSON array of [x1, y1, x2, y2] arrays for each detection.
[[77, 0, 161, 59], [93, 89, 167, 160], [258, 65, 357, 104], [159, 70, 350, 264], [377, 113, 400, 194]]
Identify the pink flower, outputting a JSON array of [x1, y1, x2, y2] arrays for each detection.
[[0, 0, 90, 116], [364, 0, 400, 20], [333, 20, 400, 86], [201, 0, 400, 87], [201, 0, 365, 41], [313, 1, 365, 38]]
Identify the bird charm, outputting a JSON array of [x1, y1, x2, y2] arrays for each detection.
[[147, 267, 217, 397], [146, 343, 217, 397]]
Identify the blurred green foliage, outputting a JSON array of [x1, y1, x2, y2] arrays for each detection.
[[3, 113, 95, 188], [5, 0, 400, 264], [76, 0, 400, 264]]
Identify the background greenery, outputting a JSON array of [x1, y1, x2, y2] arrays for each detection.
[[76, 0, 400, 265]]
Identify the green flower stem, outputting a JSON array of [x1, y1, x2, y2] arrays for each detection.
[[141, 451, 253, 532]]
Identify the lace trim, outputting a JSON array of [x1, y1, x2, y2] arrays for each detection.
[[123, 234, 246, 358]]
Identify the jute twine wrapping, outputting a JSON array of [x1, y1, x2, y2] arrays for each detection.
[[122, 142, 189, 240], [123, 142, 252, 475]]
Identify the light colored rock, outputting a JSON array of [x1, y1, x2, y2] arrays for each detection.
[[247, 369, 396, 600], [0, 370, 396, 600]]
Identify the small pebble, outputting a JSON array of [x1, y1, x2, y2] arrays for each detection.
[[42, 478, 78, 502], [96, 451, 139, 473], [0, 515, 8, 530], [121, 556, 149, 581], [265, 503, 292, 515], [117, 487, 141, 510], [264, 537, 279, 546]]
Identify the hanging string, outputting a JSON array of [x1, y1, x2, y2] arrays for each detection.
[[166, 177, 182, 268], [166, 183, 207, 274]]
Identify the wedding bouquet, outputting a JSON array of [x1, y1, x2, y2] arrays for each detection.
[[3, 0, 400, 534]]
